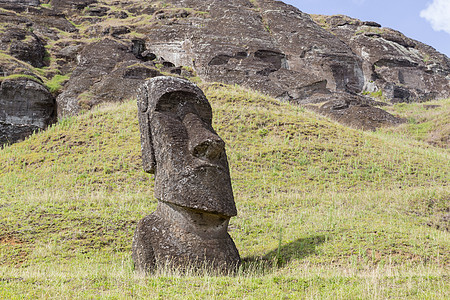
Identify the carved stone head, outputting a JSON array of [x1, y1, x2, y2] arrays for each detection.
[[137, 77, 237, 217]]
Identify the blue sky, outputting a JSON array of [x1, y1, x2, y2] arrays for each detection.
[[283, 0, 450, 57]]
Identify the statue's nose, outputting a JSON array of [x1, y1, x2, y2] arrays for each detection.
[[183, 113, 225, 160], [192, 137, 225, 160]]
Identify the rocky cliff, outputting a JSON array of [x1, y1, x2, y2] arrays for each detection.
[[312, 14, 450, 102], [1, 0, 449, 145]]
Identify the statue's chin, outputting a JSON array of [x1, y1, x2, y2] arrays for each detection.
[[155, 201, 230, 238]]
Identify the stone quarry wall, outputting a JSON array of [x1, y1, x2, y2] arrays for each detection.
[[0, 0, 449, 145]]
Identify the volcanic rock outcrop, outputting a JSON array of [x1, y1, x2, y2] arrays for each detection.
[[52, 0, 449, 124], [0, 78, 55, 145], [56, 38, 155, 117], [55, 38, 188, 117], [0, 27, 46, 68], [305, 92, 404, 131], [141, 0, 363, 102], [132, 76, 240, 273], [0, 0, 449, 144], [312, 14, 450, 102]]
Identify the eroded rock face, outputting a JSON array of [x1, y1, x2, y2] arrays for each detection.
[[143, 0, 363, 102], [312, 14, 450, 102], [0, 78, 55, 145], [0, 0, 40, 6], [56, 38, 162, 117], [0, 28, 46, 68], [132, 77, 240, 274], [307, 93, 405, 131], [54, 38, 191, 117], [49, 0, 97, 13], [128, 0, 446, 128], [1, 0, 449, 139]]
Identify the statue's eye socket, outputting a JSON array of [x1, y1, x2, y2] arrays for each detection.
[[155, 92, 194, 113], [194, 103, 213, 123], [155, 97, 178, 112], [155, 102, 176, 112], [155, 92, 213, 122]]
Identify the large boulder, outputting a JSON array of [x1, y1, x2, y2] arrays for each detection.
[[27, 7, 79, 34], [0, 78, 55, 146]]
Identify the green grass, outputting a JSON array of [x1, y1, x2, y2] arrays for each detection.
[[44, 74, 71, 94], [40, 3, 52, 9], [0, 83, 448, 298], [381, 98, 449, 148], [0, 74, 42, 83], [362, 89, 386, 102]]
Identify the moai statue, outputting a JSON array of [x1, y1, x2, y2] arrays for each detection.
[[132, 76, 241, 273]]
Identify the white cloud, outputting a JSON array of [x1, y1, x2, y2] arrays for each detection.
[[420, 0, 450, 34]]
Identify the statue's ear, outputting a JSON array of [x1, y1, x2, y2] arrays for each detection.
[[137, 84, 156, 174]]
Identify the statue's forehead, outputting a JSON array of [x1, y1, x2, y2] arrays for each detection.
[[142, 76, 208, 113], [153, 90, 209, 107]]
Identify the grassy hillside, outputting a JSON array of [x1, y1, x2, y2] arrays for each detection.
[[381, 98, 449, 149], [0, 83, 449, 299]]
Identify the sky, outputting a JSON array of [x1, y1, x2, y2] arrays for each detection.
[[283, 0, 450, 57]]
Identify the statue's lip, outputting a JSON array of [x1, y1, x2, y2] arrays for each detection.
[[159, 200, 234, 218], [178, 164, 228, 177], [192, 163, 227, 172]]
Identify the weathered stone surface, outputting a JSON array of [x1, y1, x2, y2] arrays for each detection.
[[108, 25, 130, 37], [108, 10, 128, 19], [27, 8, 78, 34], [56, 43, 83, 61], [132, 77, 240, 273], [56, 38, 162, 117], [0, 27, 46, 68], [85, 5, 109, 17], [49, 0, 97, 13], [0, 0, 40, 6], [307, 93, 405, 131], [0, 78, 55, 145], [56, 38, 194, 117], [312, 14, 450, 102], [142, 0, 362, 103], [1, 0, 449, 140]]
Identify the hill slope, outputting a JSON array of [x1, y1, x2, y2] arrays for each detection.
[[1, 0, 450, 145], [0, 84, 448, 298]]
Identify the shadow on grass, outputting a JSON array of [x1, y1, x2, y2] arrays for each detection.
[[240, 235, 326, 273]]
